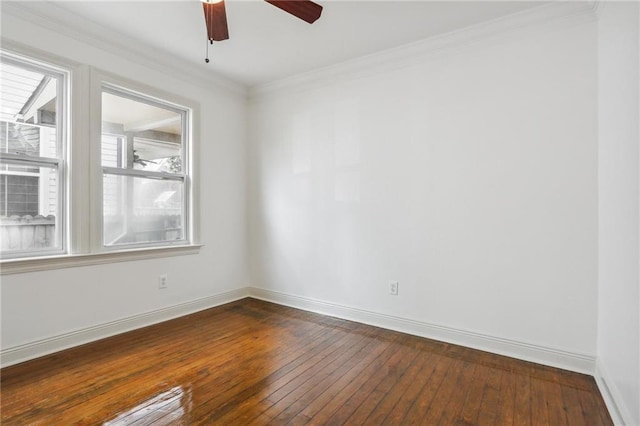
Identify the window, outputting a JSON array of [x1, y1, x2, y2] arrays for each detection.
[[101, 86, 190, 249], [0, 46, 199, 268], [0, 52, 67, 258]]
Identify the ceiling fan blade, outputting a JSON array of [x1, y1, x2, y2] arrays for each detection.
[[265, 1, 323, 24], [203, 0, 229, 41]]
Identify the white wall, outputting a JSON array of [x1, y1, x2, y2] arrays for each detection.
[[0, 10, 249, 359], [597, 2, 640, 425], [249, 8, 599, 368]]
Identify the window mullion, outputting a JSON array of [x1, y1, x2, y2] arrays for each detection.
[[102, 166, 185, 182], [65, 64, 93, 255], [0, 154, 60, 168]]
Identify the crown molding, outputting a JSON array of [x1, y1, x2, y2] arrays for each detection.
[[250, 1, 599, 99], [0, 1, 247, 98]]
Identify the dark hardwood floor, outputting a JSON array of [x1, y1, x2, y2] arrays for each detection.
[[1, 298, 612, 425]]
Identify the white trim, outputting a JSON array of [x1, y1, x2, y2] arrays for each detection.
[[1, 287, 599, 378], [250, 1, 598, 99], [101, 166, 185, 181], [0, 2, 246, 97], [595, 359, 635, 426], [69, 63, 92, 254], [0, 244, 202, 275], [248, 287, 597, 375], [0, 287, 249, 368]]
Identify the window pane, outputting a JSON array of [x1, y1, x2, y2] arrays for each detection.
[[0, 122, 57, 158], [101, 134, 125, 168], [0, 61, 58, 156], [0, 164, 60, 252], [0, 53, 64, 258], [102, 92, 182, 173], [103, 174, 184, 246]]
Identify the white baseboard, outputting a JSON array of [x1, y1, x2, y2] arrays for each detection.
[[248, 287, 596, 375], [0, 287, 250, 368], [2, 286, 598, 378], [595, 360, 635, 426]]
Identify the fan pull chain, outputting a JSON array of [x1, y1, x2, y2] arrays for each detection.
[[205, 38, 210, 63]]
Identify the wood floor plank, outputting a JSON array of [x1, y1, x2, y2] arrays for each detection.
[[191, 322, 351, 424], [294, 332, 398, 422], [0, 298, 613, 426], [4, 307, 267, 410], [309, 333, 406, 425], [494, 370, 517, 425], [561, 385, 587, 426], [263, 330, 364, 405], [477, 365, 503, 425], [531, 377, 551, 425], [268, 333, 383, 423], [364, 347, 434, 424], [379, 351, 442, 425], [57, 324, 292, 423], [398, 354, 458, 423], [50, 311, 309, 424], [576, 387, 614, 426], [412, 358, 467, 424], [545, 379, 569, 426], [344, 343, 420, 424], [456, 363, 491, 425], [197, 322, 376, 424], [256, 328, 373, 422], [514, 373, 533, 426], [432, 361, 477, 425]]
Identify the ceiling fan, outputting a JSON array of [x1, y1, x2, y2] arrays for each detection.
[[201, 0, 323, 62]]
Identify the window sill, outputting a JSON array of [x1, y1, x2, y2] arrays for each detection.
[[0, 244, 203, 275]]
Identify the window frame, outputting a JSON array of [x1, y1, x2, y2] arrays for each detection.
[[0, 50, 69, 259], [99, 82, 191, 251], [0, 43, 201, 274]]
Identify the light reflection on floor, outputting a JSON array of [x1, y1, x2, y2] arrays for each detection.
[[103, 385, 191, 425]]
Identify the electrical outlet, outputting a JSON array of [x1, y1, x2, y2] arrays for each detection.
[[158, 274, 168, 289], [389, 281, 399, 296]]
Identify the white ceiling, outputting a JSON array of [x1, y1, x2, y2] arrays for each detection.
[[47, 1, 543, 88]]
